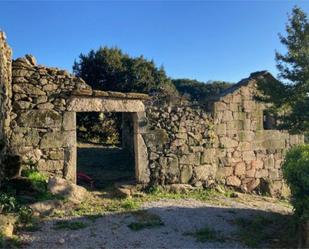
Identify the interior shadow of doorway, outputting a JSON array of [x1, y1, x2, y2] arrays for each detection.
[[77, 144, 135, 189]]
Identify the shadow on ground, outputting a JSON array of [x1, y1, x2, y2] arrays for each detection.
[[20, 201, 298, 249]]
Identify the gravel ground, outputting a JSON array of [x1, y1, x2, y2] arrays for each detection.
[[20, 195, 292, 249]]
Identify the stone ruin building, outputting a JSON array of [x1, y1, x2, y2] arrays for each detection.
[[0, 32, 304, 197]]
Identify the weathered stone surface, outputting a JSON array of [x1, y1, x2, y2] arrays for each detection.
[[222, 111, 233, 122], [166, 156, 179, 175], [237, 142, 251, 151], [214, 101, 226, 111], [143, 129, 169, 149], [238, 131, 255, 142], [255, 169, 268, 178], [224, 167, 234, 177], [179, 153, 200, 165], [25, 54, 37, 66], [40, 131, 75, 148], [13, 100, 32, 109], [17, 84, 46, 96], [48, 177, 88, 204], [0, 214, 16, 238], [242, 178, 260, 192], [135, 134, 150, 184], [62, 112, 76, 131], [220, 137, 238, 148], [216, 123, 226, 135], [264, 156, 275, 169], [251, 160, 263, 170], [67, 97, 145, 112], [49, 150, 64, 160], [235, 162, 246, 176], [36, 102, 54, 110], [63, 146, 77, 183], [195, 164, 216, 181], [42, 83, 58, 92], [38, 159, 64, 171], [18, 110, 62, 128], [226, 175, 241, 187], [201, 148, 217, 164], [242, 151, 256, 161], [180, 165, 193, 183]]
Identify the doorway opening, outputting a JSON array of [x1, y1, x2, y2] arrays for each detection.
[[76, 112, 135, 189]]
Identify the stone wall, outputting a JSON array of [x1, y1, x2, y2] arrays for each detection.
[[8, 54, 148, 183], [141, 72, 304, 197], [210, 72, 304, 197], [0, 33, 304, 197], [0, 32, 13, 180], [143, 97, 216, 187], [9, 56, 89, 182]]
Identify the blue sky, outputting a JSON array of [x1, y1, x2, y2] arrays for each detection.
[[0, 1, 308, 83]]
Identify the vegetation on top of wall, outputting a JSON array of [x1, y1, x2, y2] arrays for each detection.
[[172, 78, 233, 102], [282, 144, 309, 220]]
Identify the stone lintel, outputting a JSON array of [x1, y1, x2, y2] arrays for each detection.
[[74, 90, 149, 100], [67, 97, 145, 112]]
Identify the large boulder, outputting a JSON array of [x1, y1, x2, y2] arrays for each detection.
[[47, 177, 88, 204]]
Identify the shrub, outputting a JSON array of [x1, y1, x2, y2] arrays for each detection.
[[0, 193, 17, 213], [282, 144, 309, 219], [21, 169, 47, 194]]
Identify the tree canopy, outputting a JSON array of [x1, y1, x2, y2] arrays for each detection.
[[73, 47, 176, 95], [258, 6, 309, 133], [172, 78, 233, 102]]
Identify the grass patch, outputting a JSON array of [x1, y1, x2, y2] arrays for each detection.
[[184, 226, 225, 242], [128, 210, 164, 231], [145, 187, 222, 204], [120, 198, 140, 210], [53, 220, 88, 230], [233, 214, 298, 248], [19, 169, 63, 202], [21, 169, 47, 193], [53, 186, 231, 220], [62, 194, 142, 218]]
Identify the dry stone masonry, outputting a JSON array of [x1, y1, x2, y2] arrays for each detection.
[[141, 77, 304, 197], [0, 32, 304, 197], [209, 73, 303, 197], [0, 32, 12, 179]]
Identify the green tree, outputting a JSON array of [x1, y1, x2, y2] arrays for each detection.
[[172, 78, 232, 102], [73, 47, 177, 146], [258, 7, 309, 133], [73, 47, 176, 94]]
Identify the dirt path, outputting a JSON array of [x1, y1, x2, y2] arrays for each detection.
[[20, 193, 293, 249]]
